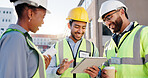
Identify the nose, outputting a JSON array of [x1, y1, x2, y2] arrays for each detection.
[[104, 20, 111, 27], [78, 28, 82, 33]]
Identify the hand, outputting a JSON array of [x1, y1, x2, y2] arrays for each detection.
[[43, 54, 52, 69], [57, 58, 74, 75], [84, 65, 100, 78], [101, 69, 117, 78], [101, 69, 109, 78]]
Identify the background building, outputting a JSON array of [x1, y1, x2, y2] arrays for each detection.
[[78, 0, 148, 56], [31, 34, 65, 53], [0, 7, 16, 35]]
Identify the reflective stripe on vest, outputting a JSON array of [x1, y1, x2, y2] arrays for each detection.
[[107, 26, 146, 65], [55, 38, 93, 78], [145, 54, 148, 63], [0, 29, 46, 78], [26, 38, 46, 78]]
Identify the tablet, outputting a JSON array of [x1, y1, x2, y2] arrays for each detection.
[[71, 57, 107, 73]]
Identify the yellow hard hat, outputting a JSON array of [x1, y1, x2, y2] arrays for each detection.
[[66, 7, 89, 23]]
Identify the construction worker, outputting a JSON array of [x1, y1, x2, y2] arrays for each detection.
[[46, 7, 99, 78], [0, 0, 51, 78], [98, 0, 148, 78]]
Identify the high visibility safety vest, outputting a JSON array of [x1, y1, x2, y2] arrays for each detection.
[[0, 29, 46, 78], [55, 38, 94, 78], [104, 22, 148, 78]]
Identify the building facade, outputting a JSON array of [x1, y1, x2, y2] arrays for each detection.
[[78, 0, 148, 56], [0, 7, 16, 35], [31, 34, 64, 53]]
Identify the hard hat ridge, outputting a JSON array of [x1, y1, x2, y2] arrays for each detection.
[[11, 0, 50, 13], [66, 7, 89, 23]]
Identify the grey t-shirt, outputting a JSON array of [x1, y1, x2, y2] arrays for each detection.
[[0, 24, 38, 78]]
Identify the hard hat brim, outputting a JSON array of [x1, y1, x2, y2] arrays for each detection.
[[98, 17, 103, 22], [46, 10, 51, 14]]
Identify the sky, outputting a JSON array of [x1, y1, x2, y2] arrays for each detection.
[[0, 0, 80, 35]]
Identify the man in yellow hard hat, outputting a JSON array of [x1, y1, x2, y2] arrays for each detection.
[[98, 0, 148, 78], [46, 7, 99, 78]]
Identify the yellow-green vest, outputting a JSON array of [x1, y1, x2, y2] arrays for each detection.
[[103, 22, 148, 78], [55, 38, 94, 78], [0, 29, 46, 78]]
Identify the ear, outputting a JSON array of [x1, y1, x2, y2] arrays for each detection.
[[120, 9, 125, 15], [67, 23, 71, 29], [27, 9, 33, 20]]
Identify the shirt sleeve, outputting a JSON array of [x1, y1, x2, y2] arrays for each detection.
[[46, 56, 61, 78], [0, 32, 29, 78], [46, 46, 61, 78]]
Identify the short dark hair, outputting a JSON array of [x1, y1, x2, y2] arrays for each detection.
[[69, 19, 77, 26], [15, 4, 45, 18], [69, 19, 87, 26], [10, 0, 45, 18]]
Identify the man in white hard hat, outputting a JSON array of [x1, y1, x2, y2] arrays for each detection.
[[98, 0, 148, 78], [0, 0, 51, 78]]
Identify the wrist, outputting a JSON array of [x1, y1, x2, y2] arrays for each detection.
[[98, 67, 102, 77], [56, 68, 62, 75]]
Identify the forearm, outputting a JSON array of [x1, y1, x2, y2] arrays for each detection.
[[46, 56, 61, 78]]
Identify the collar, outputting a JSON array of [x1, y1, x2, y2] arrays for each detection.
[[8, 24, 27, 33], [8, 24, 32, 41], [66, 37, 83, 43], [122, 22, 133, 32]]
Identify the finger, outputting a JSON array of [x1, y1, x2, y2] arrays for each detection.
[[92, 65, 100, 72], [102, 69, 107, 74], [47, 54, 52, 63], [68, 59, 74, 64], [87, 67, 98, 74], [84, 69, 96, 78], [43, 55, 48, 60], [61, 59, 66, 65]]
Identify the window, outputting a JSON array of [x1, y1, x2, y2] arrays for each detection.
[[6, 11, 8, 14], [1, 28, 4, 31], [3, 11, 5, 14], [6, 19, 7, 22], [9, 19, 11, 22], [9, 11, 11, 14], [2, 19, 4, 22]]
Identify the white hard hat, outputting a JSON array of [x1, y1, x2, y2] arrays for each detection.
[[13, 0, 50, 13], [98, 0, 127, 22]]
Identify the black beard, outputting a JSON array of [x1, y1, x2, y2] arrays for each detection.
[[113, 16, 123, 33]]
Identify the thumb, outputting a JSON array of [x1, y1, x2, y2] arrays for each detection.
[[69, 59, 74, 64]]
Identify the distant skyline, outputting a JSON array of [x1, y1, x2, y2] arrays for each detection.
[[0, 0, 80, 35]]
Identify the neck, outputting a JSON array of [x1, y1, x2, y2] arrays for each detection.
[[17, 18, 29, 32], [120, 19, 130, 33], [69, 35, 78, 43]]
